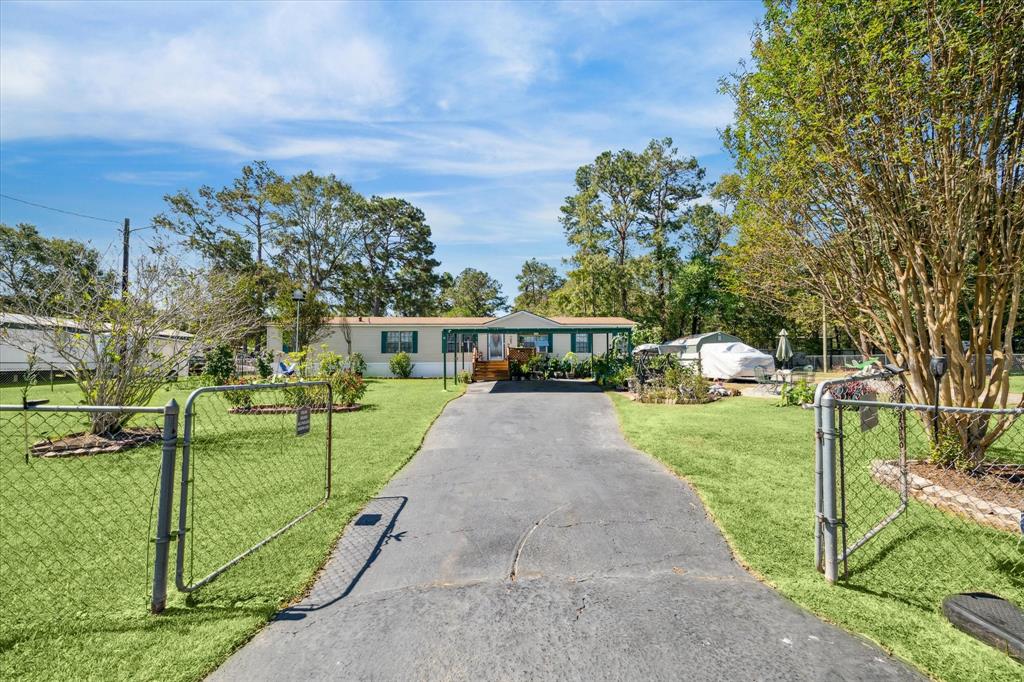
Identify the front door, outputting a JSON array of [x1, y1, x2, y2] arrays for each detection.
[[487, 334, 504, 360]]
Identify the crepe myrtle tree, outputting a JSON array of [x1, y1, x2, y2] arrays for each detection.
[[9, 255, 257, 435], [724, 0, 1024, 463]]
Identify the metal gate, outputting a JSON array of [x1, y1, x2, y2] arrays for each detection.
[[815, 371, 1024, 595], [173, 381, 333, 592]]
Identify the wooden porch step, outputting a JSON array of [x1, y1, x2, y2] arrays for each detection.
[[472, 359, 510, 381]]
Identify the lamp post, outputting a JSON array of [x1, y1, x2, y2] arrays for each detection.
[[292, 289, 305, 358]]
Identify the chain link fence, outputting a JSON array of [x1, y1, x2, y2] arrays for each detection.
[[0, 402, 175, 635], [175, 381, 333, 592], [2, 379, 334, 644], [814, 371, 1023, 608]]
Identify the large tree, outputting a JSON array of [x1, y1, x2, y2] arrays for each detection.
[[560, 139, 704, 322], [342, 196, 443, 316], [270, 172, 360, 295], [0, 223, 111, 313], [637, 138, 705, 329], [153, 161, 284, 272], [723, 0, 1024, 459], [513, 259, 564, 313], [442, 268, 508, 317]]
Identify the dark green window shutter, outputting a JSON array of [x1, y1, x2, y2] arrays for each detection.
[[380, 331, 388, 354], [587, 333, 593, 353], [412, 331, 419, 353], [547, 333, 554, 353]]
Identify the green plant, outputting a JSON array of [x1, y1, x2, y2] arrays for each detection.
[[777, 379, 815, 407], [328, 370, 366, 407], [527, 354, 546, 375], [223, 379, 254, 409], [256, 351, 274, 380], [19, 352, 39, 405], [346, 352, 367, 375], [204, 344, 235, 385], [457, 369, 473, 384], [318, 348, 346, 376], [389, 351, 414, 378], [286, 348, 309, 376], [508, 360, 523, 380]]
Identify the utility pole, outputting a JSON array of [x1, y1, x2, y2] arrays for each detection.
[[121, 218, 130, 296]]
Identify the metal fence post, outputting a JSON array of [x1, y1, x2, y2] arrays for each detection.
[[150, 398, 179, 614], [820, 392, 839, 583]]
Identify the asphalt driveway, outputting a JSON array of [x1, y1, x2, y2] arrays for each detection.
[[212, 380, 918, 681]]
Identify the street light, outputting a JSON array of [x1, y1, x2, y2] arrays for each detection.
[[292, 289, 305, 357]]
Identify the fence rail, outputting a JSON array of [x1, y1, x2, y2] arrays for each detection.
[[814, 371, 1023, 607]]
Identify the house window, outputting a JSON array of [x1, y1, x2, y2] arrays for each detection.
[[573, 333, 592, 353], [446, 333, 475, 353], [518, 333, 551, 354], [384, 331, 415, 353]]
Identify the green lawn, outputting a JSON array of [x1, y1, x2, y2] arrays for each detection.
[[610, 395, 1023, 682], [1010, 374, 1024, 394], [1, 379, 463, 681]]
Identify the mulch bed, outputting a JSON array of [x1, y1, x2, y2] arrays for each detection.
[[228, 404, 363, 415], [872, 459, 1023, 533], [31, 427, 162, 457]]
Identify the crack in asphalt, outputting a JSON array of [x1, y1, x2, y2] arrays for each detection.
[[508, 503, 569, 582]]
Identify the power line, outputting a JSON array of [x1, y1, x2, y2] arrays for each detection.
[[0, 192, 122, 225]]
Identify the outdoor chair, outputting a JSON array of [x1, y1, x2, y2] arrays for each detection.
[[791, 364, 816, 384], [753, 366, 784, 394]]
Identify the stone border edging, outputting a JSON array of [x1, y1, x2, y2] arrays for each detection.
[[228, 404, 363, 415], [871, 459, 1022, 534]]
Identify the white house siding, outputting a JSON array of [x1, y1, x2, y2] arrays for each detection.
[[268, 314, 635, 378], [1, 319, 190, 378]]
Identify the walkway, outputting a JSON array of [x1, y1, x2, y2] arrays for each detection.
[[212, 381, 918, 681]]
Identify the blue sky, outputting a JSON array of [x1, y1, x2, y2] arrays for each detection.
[[0, 0, 763, 298]]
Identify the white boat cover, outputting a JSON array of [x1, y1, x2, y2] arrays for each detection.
[[632, 343, 663, 355], [694, 342, 775, 379]]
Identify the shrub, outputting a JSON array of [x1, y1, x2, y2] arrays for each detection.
[[675, 362, 709, 402], [328, 370, 366, 407], [318, 349, 346, 376], [777, 379, 816, 407], [255, 351, 274, 380], [457, 370, 473, 384], [389, 351, 414, 378], [223, 379, 254, 409], [527, 354, 546, 375], [204, 344, 235, 385], [347, 352, 367, 375]]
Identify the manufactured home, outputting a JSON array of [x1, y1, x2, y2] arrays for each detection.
[[268, 310, 636, 379]]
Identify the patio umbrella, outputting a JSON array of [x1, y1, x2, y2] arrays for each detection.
[[775, 329, 793, 368]]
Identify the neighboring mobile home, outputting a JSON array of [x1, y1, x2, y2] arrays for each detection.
[[267, 311, 636, 378]]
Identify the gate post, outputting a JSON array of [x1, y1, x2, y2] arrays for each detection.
[[820, 392, 839, 583], [151, 398, 179, 613]]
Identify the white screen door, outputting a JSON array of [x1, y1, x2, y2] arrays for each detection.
[[487, 334, 504, 360]]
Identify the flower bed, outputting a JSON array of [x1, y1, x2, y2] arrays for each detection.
[[227, 404, 362, 415], [31, 427, 162, 457]]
